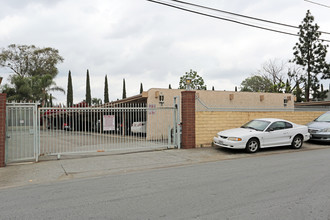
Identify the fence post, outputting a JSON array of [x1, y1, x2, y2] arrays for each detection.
[[0, 94, 7, 167], [181, 91, 196, 149]]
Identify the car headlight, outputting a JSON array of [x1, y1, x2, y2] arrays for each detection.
[[228, 137, 242, 141], [320, 128, 330, 132]]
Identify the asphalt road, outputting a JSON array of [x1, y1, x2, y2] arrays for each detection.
[[1, 148, 330, 220]]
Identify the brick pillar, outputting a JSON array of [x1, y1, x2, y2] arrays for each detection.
[[0, 94, 6, 167], [181, 91, 196, 149]]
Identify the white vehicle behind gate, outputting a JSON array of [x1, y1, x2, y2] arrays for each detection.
[[131, 122, 146, 134], [213, 118, 310, 153]]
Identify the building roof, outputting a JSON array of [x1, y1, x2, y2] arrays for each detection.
[[101, 92, 148, 107]]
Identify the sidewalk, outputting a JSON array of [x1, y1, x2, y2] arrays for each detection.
[[1, 142, 329, 189]]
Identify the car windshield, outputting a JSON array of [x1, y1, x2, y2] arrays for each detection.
[[315, 113, 330, 122], [241, 120, 271, 131]]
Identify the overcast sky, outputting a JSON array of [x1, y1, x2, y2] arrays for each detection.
[[1, 0, 330, 104]]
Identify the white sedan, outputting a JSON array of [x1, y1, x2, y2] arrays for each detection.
[[213, 118, 310, 153], [131, 122, 146, 134]]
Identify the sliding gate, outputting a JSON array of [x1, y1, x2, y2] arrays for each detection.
[[38, 103, 180, 158], [5, 102, 180, 163]]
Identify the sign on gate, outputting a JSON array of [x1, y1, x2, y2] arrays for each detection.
[[103, 115, 115, 131]]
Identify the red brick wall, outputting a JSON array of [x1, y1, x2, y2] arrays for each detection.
[[181, 91, 196, 149], [0, 94, 6, 167]]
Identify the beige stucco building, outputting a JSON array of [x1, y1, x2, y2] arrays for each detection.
[[144, 88, 294, 110], [110, 88, 295, 143]]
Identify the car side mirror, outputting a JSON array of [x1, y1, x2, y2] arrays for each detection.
[[267, 128, 274, 132]]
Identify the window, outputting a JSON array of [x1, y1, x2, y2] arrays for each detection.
[[285, 122, 293, 129], [268, 121, 286, 131], [284, 98, 288, 107], [315, 112, 330, 122], [159, 94, 164, 105], [241, 120, 271, 131]]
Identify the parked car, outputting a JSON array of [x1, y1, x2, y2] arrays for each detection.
[[213, 118, 310, 153], [307, 111, 330, 142], [62, 123, 71, 131], [131, 122, 146, 134]]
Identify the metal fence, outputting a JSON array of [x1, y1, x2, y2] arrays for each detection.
[[38, 103, 179, 158], [294, 106, 330, 112], [195, 96, 295, 112], [5, 103, 39, 163], [195, 96, 330, 112]]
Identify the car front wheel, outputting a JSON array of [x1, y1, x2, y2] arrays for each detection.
[[291, 135, 303, 149], [245, 138, 259, 153]]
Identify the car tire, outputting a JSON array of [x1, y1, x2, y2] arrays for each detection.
[[291, 135, 303, 149], [245, 138, 259, 153]]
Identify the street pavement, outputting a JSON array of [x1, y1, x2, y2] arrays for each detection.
[[1, 141, 330, 189]]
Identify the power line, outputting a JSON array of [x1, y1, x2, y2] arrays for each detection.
[[171, 0, 299, 30], [169, 0, 330, 35], [147, 0, 297, 36], [304, 0, 330, 8], [146, 0, 330, 42]]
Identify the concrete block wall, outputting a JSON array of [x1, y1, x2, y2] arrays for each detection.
[[196, 111, 325, 147], [0, 94, 6, 167]]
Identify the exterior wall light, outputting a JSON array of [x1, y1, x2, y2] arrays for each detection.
[[186, 77, 192, 90]]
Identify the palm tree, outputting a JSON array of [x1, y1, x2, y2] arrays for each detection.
[[32, 74, 65, 106], [92, 98, 102, 106]]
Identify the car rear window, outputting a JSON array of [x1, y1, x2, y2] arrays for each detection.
[[285, 122, 293, 129]]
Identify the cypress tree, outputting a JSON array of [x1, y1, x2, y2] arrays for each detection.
[[140, 83, 143, 94], [86, 69, 91, 106], [49, 93, 53, 107], [169, 84, 172, 89], [67, 70, 73, 107], [104, 75, 109, 103], [122, 78, 126, 99], [295, 83, 303, 102], [285, 79, 291, 93], [212, 86, 214, 91]]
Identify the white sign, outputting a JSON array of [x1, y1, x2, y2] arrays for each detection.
[[103, 115, 115, 131]]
